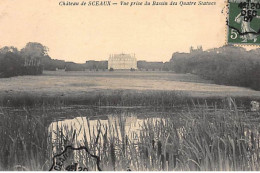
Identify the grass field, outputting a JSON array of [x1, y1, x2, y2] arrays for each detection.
[[0, 71, 260, 107]]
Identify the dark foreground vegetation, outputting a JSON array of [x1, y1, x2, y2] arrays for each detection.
[[171, 46, 260, 91], [1, 98, 260, 171]]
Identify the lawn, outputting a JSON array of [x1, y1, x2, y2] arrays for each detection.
[[1, 70, 260, 97], [0, 70, 259, 107]]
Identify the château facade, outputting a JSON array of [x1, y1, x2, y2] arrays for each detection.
[[108, 53, 137, 70]]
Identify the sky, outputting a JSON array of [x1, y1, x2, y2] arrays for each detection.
[[0, 0, 227, 63]]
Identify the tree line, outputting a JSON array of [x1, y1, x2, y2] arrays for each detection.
[[2, 43, 259, 91], [1, 42, 175, 75], [170, 45, 260, 91], [0, 43, 47, 78]]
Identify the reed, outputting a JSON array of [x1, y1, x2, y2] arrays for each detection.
[[1, 90, 258, 108], [0, 99, 260, 171], [0, 107, 51, 170]]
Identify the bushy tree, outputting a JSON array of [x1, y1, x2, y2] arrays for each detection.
[[21, 42, 49, 58], [170, 46, 260, 91], [0, 42, 47, 78], [0, 52, 24, 77]]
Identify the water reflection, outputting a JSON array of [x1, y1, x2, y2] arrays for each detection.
[[49, 113, 170, 171], [49, 113, 164, 144]]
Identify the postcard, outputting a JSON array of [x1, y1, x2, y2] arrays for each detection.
[[0, 0, 260, 171]]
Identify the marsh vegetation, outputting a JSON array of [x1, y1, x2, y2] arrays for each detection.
[[1, 98, 260, 171]]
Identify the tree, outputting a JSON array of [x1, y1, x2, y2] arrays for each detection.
[[0, 46, 19, 54], [21, 42, 49, 58], [0, 52, 24, 77]]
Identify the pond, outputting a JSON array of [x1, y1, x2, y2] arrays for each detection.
[[1, 104, 260, 171], [46, 104, 260, 171], [48, 110, 184, 171], [50, 113, 167, 144]]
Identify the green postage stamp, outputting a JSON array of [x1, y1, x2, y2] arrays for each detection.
[[227, 0, 260, 45]]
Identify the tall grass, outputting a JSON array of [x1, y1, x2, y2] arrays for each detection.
[[1, 90, 258, 108], [0, 99, 260, 170], [0, 107, 51, 170]]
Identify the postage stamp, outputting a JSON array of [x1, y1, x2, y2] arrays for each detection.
[[227, 0, 260, 45]]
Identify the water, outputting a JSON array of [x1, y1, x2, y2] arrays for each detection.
[[47, 105, 258, 171], [48, 111, 171, 171], [49, 112, 165, 144]]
